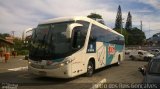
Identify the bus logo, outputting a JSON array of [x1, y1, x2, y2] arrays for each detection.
[[108, 44, 115, 55]]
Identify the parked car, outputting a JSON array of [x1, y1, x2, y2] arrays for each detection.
[[138, 56, 160, 83], [129, 50, 154, 61], [149, 49, 160, 56], [125, 49, 132, 55]]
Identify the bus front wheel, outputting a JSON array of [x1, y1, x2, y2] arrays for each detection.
[[86, 61, 94, 77]]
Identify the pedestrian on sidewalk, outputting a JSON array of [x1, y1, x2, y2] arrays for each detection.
[[12, 51, 17, 58], [0, 47, 4, 62], [0, 47, 3, 58], [4, 52, 10, 63]]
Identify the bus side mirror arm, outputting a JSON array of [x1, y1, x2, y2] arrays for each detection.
[[66, 23, 83, 38]]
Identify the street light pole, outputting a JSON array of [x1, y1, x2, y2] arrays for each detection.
[[121, 24, 122, 34], [121, 21, 124, 34], [121, 18, 124, 34]]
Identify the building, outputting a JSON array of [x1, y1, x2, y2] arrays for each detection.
[[147, 33, 160, 46], [0, 38, 14, 57]]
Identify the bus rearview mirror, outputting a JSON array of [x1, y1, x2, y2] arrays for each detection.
[[66, 23, 83, 38]]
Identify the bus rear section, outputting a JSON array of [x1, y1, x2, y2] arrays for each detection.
[[85, 23, 124, 70]]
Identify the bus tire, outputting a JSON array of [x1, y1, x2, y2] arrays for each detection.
[[116, 55, 121, 66], [86, 60, 94, 77]]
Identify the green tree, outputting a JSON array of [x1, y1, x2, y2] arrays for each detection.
[[0, 33, 10, 39], [87, 13, 105, 25], [127, 27, 146, 45], [125, 11, 132, 31], [87, 13, 102, 20], [13, 38, 23, 51], [114, 27, 146, 45], [13, 38, 28, 55], [115, 5, 122, 29]]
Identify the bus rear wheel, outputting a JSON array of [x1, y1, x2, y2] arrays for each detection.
[[86, 61, 94, 77], [116, 55, 121, 66]]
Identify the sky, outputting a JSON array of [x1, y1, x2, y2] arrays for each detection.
[[0, 0, 160, 38]]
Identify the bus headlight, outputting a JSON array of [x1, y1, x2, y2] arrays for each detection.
[[59, 60, 70, 67], [59, 57, 75, 67], [60, 63, 64, 67]]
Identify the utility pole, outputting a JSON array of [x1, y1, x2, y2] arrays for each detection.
[[11, 31, 15, 38], [121, 18, 124, 34], [140, 20, 142, 31], [149, 22, 150, 38]]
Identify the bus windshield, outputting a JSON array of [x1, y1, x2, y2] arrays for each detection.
[[29, 22, 75, 60]]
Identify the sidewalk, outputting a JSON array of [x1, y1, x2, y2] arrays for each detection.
[[0, 57, 4, 63], [0, 56, 28, 73], [0, 56, 24, 63]]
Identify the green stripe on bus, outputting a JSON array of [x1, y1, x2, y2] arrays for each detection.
[[104, 43, 123, 65]]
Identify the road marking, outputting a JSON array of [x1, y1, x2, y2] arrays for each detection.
[[8, 66, 28, 71], [19, 59, 23, 61], [90, 78, 106, 89]]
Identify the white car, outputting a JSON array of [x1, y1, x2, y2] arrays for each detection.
[[125, 49, 132, 55], [129, 50, 154, 61], [149, 49, 160, 56]]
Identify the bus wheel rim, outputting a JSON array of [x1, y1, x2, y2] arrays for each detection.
[[88, 65, 93, 74]]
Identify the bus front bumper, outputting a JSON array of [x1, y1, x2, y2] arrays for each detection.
[[28, 64, 72, 78]]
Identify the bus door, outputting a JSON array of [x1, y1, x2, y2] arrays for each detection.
[[71, 26, 86, 75]]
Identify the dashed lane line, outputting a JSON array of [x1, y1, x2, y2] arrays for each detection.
[[8, 66, 28, 71], [19, 59, 23, 61]]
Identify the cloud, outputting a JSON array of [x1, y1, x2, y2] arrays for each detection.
[[134, 8, 152, 13], [138, 0, 160, 9], [0, 0, 160, 38]]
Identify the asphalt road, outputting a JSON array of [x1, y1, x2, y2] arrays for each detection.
[[0, 56, 148, 89]]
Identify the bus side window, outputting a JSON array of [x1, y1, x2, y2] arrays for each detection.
[[87, 25, 97, 53], [72, 27, 86, 49], [87, 36, 96, 53]]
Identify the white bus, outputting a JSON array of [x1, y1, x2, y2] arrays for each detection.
[[28, 16, 125, 78]]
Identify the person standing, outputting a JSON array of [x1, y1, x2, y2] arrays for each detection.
[[4, 52, 10, 63]]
